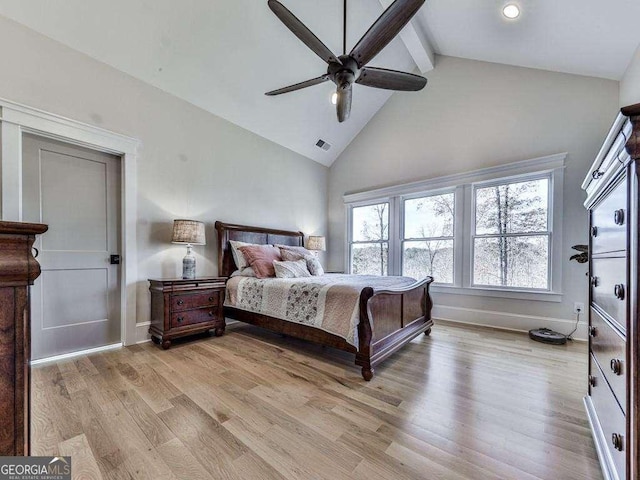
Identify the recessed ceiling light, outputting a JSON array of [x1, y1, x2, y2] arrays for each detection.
[[502, 4, 520, 19], [331, 92, 338, 105]]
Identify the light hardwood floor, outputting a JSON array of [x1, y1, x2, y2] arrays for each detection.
[[31, 321, 603, 480]]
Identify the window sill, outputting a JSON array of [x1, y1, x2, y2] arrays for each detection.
[[430, 284, 563, 303]]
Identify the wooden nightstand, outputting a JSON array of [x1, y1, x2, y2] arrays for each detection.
[[148, 277, 227, 349]]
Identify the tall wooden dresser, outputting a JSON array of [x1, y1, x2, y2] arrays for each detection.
[[583, 104, 640, 480], [0, 221, 47, 456]]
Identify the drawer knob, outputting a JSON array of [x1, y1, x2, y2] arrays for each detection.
[[590, 276, 599, 287], [177, 299, 184, 305], [209, 296, 214, 302], [591, 226, 598, 237], [177, 316, 184, 323], [588, 375, 597, 387], [610, 358, 623, 376], [612, 433, 624, 452], [614, 209, 625, 226], [592, 170, 604, 179], [588, 326, 597, 337], [208, 311, 214, 317], [614, 284, 625, 300]]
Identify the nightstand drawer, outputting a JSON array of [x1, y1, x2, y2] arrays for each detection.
[[171, 290, 220, 312], [171, 308, 220, 329]]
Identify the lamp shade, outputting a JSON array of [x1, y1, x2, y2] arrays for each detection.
[[307, 236, 326, 251], [171, 219, 206, 245]]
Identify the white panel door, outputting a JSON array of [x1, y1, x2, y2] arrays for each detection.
[[22, 134, 121, 360]]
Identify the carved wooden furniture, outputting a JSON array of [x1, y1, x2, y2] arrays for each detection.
[[215, 221, 434, 381], [148, 277, 226, 349], [582, 103, 640, 480], [0, 221, 47, 456]]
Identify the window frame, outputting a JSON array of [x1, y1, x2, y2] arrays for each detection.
[[347, 199, 394, 276], [400, 189, 457, 285], [470, 172, 553, 292], [344, 153, 565, 302]]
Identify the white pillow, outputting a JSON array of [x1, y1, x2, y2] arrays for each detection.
[[230, 267, 256, 278], [273, 259, 311, 278], [304, 254, 325, 276], [230, 240, 254, 270]]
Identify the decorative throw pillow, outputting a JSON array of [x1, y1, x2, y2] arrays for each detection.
[[277, 244, 313, 257], [237, 244, 282, 278], [230, 267, 256, 278], [304, 254, 325, 276], [229, 240, 254, 270], [279, 247, 324, 276], [273, 259, 311, 278]]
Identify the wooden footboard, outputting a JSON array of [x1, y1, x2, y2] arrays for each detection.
[[356, 276, 434, 380]]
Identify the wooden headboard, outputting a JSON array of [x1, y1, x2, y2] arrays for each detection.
[[215, 221, 304, 277]]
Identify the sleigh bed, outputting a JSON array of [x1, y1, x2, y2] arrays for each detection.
[[215, 221, 434, 380]]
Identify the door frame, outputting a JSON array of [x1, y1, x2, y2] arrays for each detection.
[[0, 97, 140, 346]]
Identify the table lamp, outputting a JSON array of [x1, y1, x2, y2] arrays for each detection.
[[171, 219, 206, 279], [306, 236, 326, 256]]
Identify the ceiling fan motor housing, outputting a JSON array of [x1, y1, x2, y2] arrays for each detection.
[[329, 55, 359, 89]]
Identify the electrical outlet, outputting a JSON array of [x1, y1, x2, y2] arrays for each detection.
[[573, 302, 585, 314]]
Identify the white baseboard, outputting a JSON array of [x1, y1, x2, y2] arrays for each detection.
[[432, 305, 588, 341], [136, 321, 151, 344], [31, 342, 123, 366]]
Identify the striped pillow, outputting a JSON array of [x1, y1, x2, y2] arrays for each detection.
[[273, 259, 311, 278]]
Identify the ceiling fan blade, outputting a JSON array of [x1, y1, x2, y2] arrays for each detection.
[[349, 0, 425, 68], [356, 67, 427, 91], [336, 85, 352, 123], [265, 75, 330, 96], [268, 0, 341, 65]]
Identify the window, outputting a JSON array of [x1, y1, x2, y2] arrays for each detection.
[[402, 192, 454, 284], [472, 176, 550, 290], [350, 202, 389, 276], [344, 153, 565, 301]]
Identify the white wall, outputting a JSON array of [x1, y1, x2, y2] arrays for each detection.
[[0, 16, 328, 340], [620, 43, 640, 107], [328, 55, 619, 336]]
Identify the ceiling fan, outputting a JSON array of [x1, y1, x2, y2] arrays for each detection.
[[265, 0, 428, 123]]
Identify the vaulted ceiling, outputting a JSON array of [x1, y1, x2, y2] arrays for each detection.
[[0, 0, 638, 166]]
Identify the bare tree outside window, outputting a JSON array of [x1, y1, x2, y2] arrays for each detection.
[[473, 178, 549, 289], [351, 203, 389, 276], [403, 193, 455, 283]]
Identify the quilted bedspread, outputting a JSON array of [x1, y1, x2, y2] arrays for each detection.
[[224, 273, 416, 347]]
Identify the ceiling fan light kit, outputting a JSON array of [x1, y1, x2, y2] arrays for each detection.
[[265, 0, 428, 123]]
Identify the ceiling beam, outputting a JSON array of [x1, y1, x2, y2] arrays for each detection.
[[377, 0, 435, 73]]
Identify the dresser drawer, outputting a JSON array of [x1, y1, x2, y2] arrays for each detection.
[[589, 354, 626, 480], [591, 176, 627, 255], [591, 257, 627, 331], [170, 307, 220, 329], [590, 308, 626, 412], [171, 289, 220, 312]]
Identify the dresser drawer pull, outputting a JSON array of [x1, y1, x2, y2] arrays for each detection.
[[209, 296, 214, 302], [177, 299, 184, 306], [614, 209, 625, 226], [610, 358, 623, 376], [177, 316, 184, 323], [614, 284, 625, 300], [590, 276, 599, 287], [591, 226, 598, 237], [208, 311, 214, 317], [588, 326, 597, 337], [612, 433, 624, 452], [588, 375, 597, 387]]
